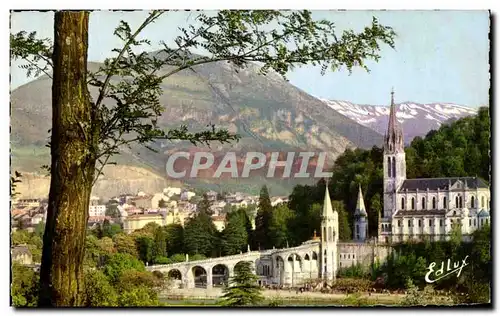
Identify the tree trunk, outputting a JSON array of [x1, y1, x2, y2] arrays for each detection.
[[39, 11, 95, 306]]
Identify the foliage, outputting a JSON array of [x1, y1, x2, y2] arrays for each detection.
[[118, 285, 159, 307], [164, 224, 184, 255], [103, 253, 146, 283], [105, 203, 120, 218], [190, 253, 207, 261], [153, 226, 167, 258], [369, 193, 382, 236], [97, 236, 116, 255], [135, 236, 155, 264], [254, 185, 273, 249], [332, 200, 351, 241], [219, 261, 264, 306], [331, 278, 373, 293], [11, 229, 31, 245], [83, 269, 119, 307], [338, 263, 367, 279], [153, 256, 172, 264], [402, 279, 451, 306], [221, 210, 249, 255], [112, 233, 139, 257], [406, 107, 490, 181], [268, 204, 295, 248], [183, 211, 217, 256], [116, 269, 166, 293], [11, 263, 39, 307], [170, 253, 187, 263]]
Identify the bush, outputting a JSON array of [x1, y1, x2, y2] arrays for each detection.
[[338, 263, 367, 278], [154, 256, 171, 264], [331, 278, 373, 293]]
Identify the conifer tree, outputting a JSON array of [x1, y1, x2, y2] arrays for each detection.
[[219, 261, 264, 306], [254, 185, 273, 249]]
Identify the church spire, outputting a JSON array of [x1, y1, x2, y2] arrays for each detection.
[[384, 88, 404, 153], [354, 185, 367, 217], [323, 183, 334, 218]]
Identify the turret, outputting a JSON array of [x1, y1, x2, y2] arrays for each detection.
[[354, 185, 368, 241]]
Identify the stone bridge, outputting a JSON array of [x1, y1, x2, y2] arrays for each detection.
[[147, 240, 322, 289]]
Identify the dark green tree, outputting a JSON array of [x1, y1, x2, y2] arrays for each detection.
[[219, 261, 264, 306], [11, 263, 39, 307], [102, 220, 122, 238], [221, 210, 248, 255], [105, 203, 120, 218], [135, 236, 155, 264], [164, 224, 184, 256], [268, 204, 295, 248], [197, 193, 213, 215], [369, 193, 382, 237], [152, 226, 167, 258], [332, 200, 351, 241], [254, 185, 273, 249], [184, 211, 217, 256]]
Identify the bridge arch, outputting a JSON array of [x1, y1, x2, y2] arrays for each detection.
[[191, 265, 207, 288], [212, 264, 229, 287]]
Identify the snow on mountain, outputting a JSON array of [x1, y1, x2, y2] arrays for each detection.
[[320, 99, 478, 142]]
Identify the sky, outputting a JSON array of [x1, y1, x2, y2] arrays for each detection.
[[10, 10, 490, 107]]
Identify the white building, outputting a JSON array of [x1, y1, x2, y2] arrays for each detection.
[[379, 90, 490, 244], [89, 205, 106, 217]]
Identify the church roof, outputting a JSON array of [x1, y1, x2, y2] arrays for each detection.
[[399, 177, 489, 192]]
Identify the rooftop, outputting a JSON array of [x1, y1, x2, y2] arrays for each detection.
[[400, 177, 489, 191]]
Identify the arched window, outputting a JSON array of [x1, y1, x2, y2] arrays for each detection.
[[323, 227, 326, 242], [422, 197, 426, 210], [455, 196, 459, 208], [444, 196, 447, 208], [387, 157, 391, 177], [459, 196, 463, 208], [392, 157, 396, 178], [432, 197, 436, 209], [328, 227, 332, 242], [481, 196, 485, 208], [471, 196, 475, 208], [411, 197, 415, 210], [401, 197, 405, 210]]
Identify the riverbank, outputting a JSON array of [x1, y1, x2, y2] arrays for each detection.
[[160, 287, 407, 306]]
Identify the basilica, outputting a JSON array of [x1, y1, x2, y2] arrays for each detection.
[[354, 90, 491, 244]]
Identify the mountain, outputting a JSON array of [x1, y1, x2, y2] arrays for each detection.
[[320, 99, 478, 142], [10, 56, 384, 198]]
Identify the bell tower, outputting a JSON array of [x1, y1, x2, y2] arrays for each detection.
[[383, 89, 406, 218], [320, 182, 338, 283]]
